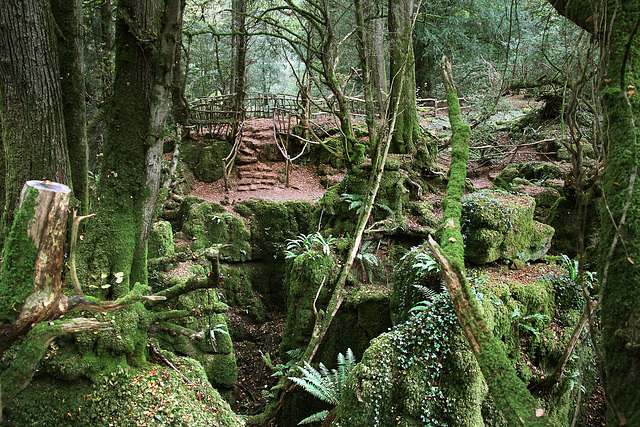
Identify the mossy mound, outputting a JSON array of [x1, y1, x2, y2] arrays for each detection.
[[149, 220, 176, 260], [319, 164, 412, 237], [280, 249, 336, 358], [180, 139, 231, 183], [462, 190, 554, 264], [3, 356, 244, 426], [334, 294, 485, 427], [233, 199, 315, 260], [494, 162, 563, 190], [180, 200, 251, 261], [334, 254, 583, 426]]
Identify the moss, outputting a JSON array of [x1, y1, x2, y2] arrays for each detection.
[[3, 356, 244, 426], [0, 190, 38, 322], [462, 190, 554, 264], [148, 220, 176, 259], [180, 201, 251, 261], [233, 199, 315, 260], [180, 140, 231, 183], [335, 295, 483, 426], [280, 250, 335, 357], [219, 265, 266, 322]]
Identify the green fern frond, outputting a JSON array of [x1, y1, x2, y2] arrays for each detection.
[[298, 410, 331, 425]]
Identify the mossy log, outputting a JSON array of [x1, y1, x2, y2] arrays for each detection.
[[432, 57, 550, 426]]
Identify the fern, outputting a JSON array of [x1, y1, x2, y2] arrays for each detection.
[[298, 410, 330, 425], [289, 349, 357, 425], [285, 232, 336, 260]]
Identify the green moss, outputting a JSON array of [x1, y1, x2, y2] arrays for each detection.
[[180, 140, 231, 183], [180, 201, 251, 261], [462, 190, 554, 264], [0, 190, 38, 322], [148, 220, 176, 259], [3, 357, 244, 426], [280, 250, 335, 357], [234, 199, 315, 260]]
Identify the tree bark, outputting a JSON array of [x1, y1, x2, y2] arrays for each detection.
[[550, 1, 640, 424], [52, 0, 89, 213], [231, 0, 248, 121], [0, 181, 71, 350], [387, 0, 421, 154], [0, 0, 71, 243]]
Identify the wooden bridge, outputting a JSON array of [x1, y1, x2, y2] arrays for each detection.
[[186, 91, 462, 191]]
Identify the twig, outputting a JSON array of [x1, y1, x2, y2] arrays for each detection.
[[149, 341, 205, 397], [69, 211, 95, 294]]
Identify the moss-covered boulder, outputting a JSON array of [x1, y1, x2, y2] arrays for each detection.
[[334, 294, 486, 427], [494, 162, 563, 190], [233, 199, 315, 261], [149, 220, 176, 260], [280, 249, 335, 358], [180, 139, 231, 183], [462, 190, 554, 264], [334, 254, 586, 426], [3, 356, 244, 426], [319, 164, 412, 237], [180, 200, 251, 262]]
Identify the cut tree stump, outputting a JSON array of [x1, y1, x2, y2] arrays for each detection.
[[0, 180, 71, 348]]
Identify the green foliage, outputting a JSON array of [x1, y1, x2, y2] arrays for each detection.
[[289, 349, 357, 425], [285, 232, 337, 260], [511, 306, 550, 339], [547, 255, 596, 311], [340, 193, 394, 217], [391, 243, 442, 323]]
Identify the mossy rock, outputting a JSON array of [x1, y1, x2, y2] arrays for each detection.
[[3, 357, 244, 426], [180, 140, 231, 183], [462, 190, 554, 264], [148, 220, 176, 260], [151, 285, 237, 388], [334, 297, 485, 427], [280, 250, 335, 357], [180, 201, 251, 261], [233, 199, 315, 260], [494, 162, 563, 190], [219, 265, 266, 322]]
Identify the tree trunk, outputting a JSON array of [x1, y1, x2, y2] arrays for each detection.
[[387, 0, 421, 154], [77, 0, 184, 366], [427, 57, 549, 426], [231, 0, 248, 121], [0, 181, 71, 346], [550, 1, 640, 424], [52, 0, 90, 214], [0, 0, 71, 243]]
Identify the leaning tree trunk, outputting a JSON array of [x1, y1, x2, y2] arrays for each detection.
[[426, 57, 549, 426], [549, 1, 640, 424], [0, 0, 71, 245], [387, 0, 421, 155]]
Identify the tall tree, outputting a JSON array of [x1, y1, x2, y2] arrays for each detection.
[[52, 0, 89, 213], [0, 0, 72, 244], [77, 0, 184, 363], [231, 0, 248, 120], [550, 0, 640, 424], [388, 0, 421, 154]]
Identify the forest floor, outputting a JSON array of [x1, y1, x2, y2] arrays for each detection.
[[183, 95, 605, 425]]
